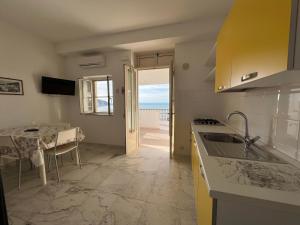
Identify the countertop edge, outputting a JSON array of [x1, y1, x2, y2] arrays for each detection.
[[191, 123, 300, 208]]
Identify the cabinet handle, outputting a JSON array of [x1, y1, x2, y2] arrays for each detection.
[[200, 166, 205, 180], [200, 171, 205, 179], [217, 85, 224, 90], [241, 72, 258, 82]]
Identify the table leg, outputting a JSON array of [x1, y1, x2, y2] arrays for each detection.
[[38, 148, 47, 186], [39, 164, 47, 186], [75, 150, 80, 165]]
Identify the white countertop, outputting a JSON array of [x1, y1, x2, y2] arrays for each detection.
[[191, 123, 300, 208]]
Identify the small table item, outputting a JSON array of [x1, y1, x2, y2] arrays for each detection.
[[24, 128, 39, 132]]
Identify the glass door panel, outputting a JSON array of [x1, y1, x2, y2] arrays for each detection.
[[124, 65, 138, 154]]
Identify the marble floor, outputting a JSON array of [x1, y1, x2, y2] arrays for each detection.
[[2, 142, 196, 225], [140, 121, 170, 151]]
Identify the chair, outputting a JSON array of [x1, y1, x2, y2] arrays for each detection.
[[46, 127, 82, 182], [38, 122, 73, 162], [0, 136, 24, 190]]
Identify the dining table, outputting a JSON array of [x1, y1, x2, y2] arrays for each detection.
[[0, 124, 85, 185]]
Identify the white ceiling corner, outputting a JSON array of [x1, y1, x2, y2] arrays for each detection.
[[0, 0, 233, 53]]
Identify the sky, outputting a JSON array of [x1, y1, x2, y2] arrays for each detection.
[[95, 80, 113, 97], [139, 84, 169, 103]]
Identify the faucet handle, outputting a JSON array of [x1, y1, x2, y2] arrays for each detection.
[[248, 136, 260, 144], [244, 136, 260, 151]]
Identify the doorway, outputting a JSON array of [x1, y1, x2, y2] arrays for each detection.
[[138, 68, 170, 152], [124, 64, 174, 158]]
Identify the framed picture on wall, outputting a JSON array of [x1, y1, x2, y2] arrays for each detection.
[[0, 77, 24, 95]]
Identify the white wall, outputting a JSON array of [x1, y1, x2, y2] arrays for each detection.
[[173, 39, 300, 161], [0, 20, 64, 129], [62, 51, 131, 146], [220, 86, 300, 162], [174, 40, 223, 156]]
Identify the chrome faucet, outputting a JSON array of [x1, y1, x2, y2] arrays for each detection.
[[227, 111, 260, 150]]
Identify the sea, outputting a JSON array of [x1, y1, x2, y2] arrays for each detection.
[[139, 102, 169, 109]]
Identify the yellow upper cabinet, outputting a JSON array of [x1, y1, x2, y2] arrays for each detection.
[[231, 0, 292, 86], [216, 0, 295, 91], [215, 18, 232, 92]]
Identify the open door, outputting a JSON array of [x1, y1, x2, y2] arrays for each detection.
[[124, 65, 138, 154], [169, 63, 175, 158]]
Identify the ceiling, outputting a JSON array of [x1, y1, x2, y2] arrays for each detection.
[[0, 0, 233, 43]]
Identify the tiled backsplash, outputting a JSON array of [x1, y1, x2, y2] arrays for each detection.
[[220, 85, 300, 161]]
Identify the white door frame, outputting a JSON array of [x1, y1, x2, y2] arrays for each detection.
[[124, 65, 138, 155], [136, 65, 175, 158]]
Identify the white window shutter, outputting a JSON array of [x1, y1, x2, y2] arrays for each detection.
[[79, 79, 94, 113]]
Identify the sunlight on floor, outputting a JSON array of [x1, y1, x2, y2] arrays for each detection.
[[140, 121, 169, 151]]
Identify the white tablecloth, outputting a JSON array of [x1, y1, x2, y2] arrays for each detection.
[[0, 124, 85, 166]]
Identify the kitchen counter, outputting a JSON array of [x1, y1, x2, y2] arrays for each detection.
[[191, 123, 300, 208]]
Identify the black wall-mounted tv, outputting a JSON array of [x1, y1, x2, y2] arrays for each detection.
[[41, 76, 75, 96]]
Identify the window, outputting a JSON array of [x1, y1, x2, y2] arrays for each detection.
[[79, 75, 113, 115]]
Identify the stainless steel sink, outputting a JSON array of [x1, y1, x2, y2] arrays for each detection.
[[198, 132, 287, 164], [203, 133, 244, 143]]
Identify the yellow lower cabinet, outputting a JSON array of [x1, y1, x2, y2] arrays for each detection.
[[197, 166, 214, 225], [191, 131, 300, 225], [191, 134, 199, 209], [191, 132, 217, 225]]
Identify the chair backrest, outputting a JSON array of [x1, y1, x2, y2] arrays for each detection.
[[39, 122, 71, 129], [0, 136, 16, 148], [0, 136, 21, 157], [50, 122, 71, 129], [56, 128, 78, 146]]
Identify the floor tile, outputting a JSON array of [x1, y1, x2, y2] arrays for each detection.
[[2, 142, 196, 225]]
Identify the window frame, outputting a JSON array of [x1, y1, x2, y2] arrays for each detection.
[[79, 75, 113, 116]]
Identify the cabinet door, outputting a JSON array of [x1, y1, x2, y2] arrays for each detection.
[[191, 134, 199, 207], [191, 133, 215, 225], [197, 162, 213, 225], [191, 134, 196, 180], [215, 18, 232, 92], [230, 0, 292, 87]]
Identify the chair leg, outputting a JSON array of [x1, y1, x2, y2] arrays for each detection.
[[18, 159, 22, 190], [60, 155, 64, 166], [48, 154, 52, 172], [29, 160, 33, 170], [0, 156, 3, 167], [70, 151, 74, 161], [54, 155, 60, 183]]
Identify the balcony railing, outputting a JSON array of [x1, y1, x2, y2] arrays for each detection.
[[139, 108, 169, 121]]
